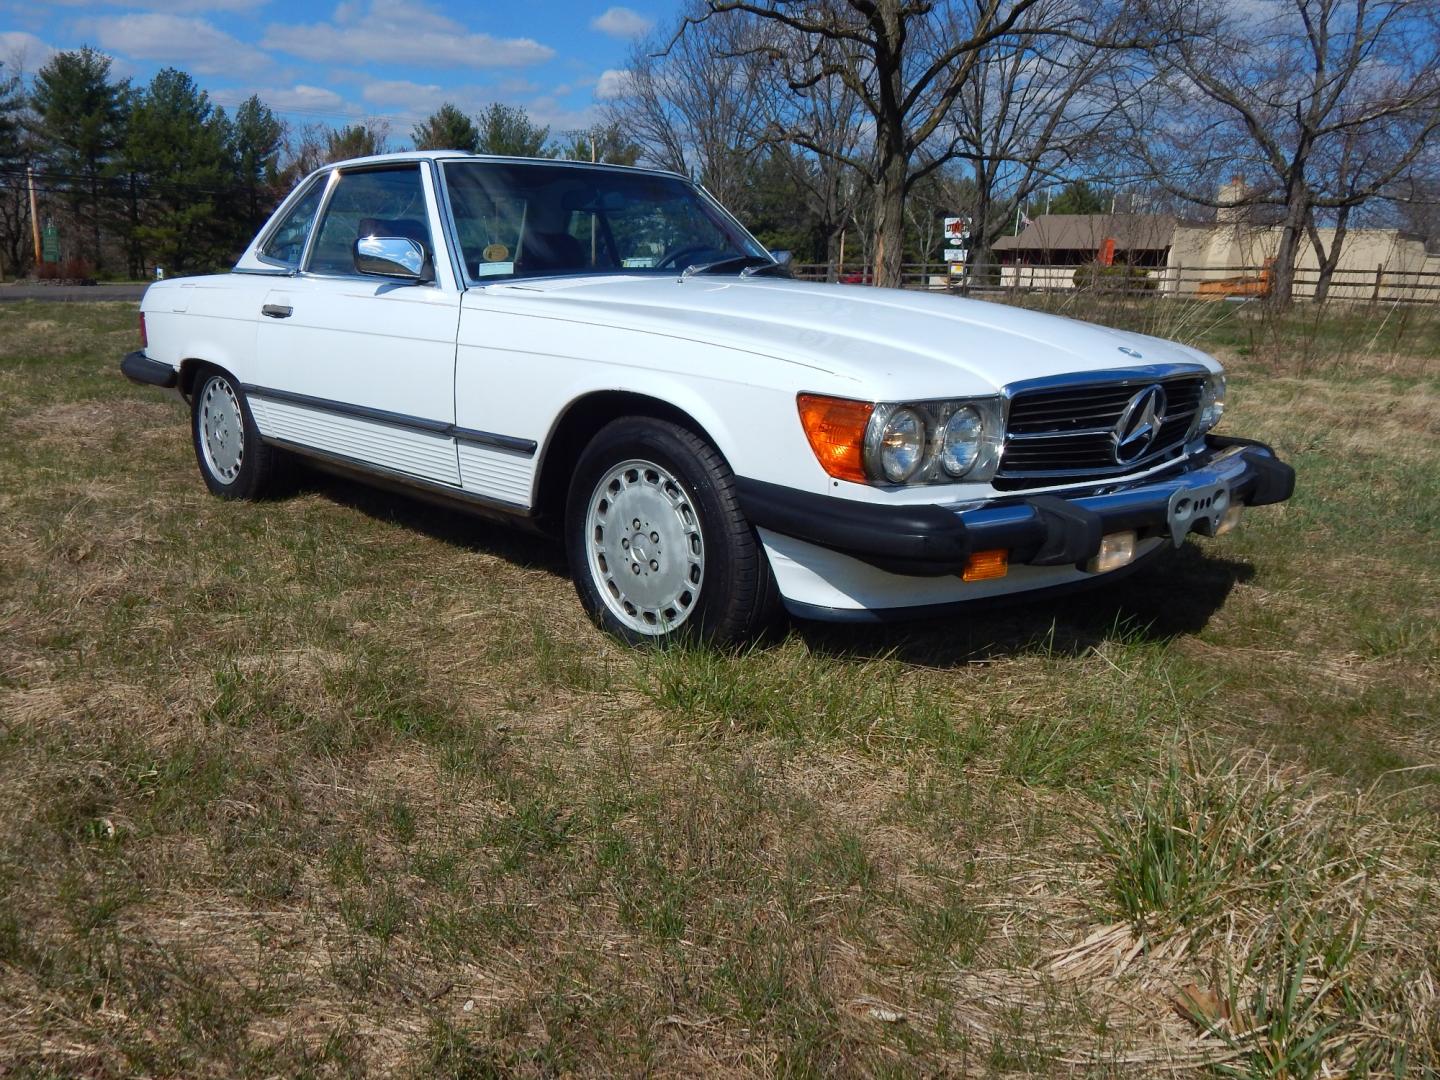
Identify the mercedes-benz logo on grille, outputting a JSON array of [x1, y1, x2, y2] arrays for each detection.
[[1112, 384, 1167, 464]]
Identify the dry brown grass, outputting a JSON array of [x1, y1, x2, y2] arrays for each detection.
[[1, 300, 1437, 1076]]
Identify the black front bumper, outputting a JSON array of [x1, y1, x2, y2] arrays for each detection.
[[737, 436, 1294, 576], [120, 350, 178, 389]]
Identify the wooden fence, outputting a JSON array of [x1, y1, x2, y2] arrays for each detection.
[[788, 261, 1440, 305]]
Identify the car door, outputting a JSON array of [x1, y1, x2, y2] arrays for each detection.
[[252, 163, 463, 486]]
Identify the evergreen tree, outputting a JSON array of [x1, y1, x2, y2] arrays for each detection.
[[475, 103, 554, 158], [326, 122, 388, 162], [0, 62, 29, 278], [122, 68, 233, 272], [29, 46, 128, 272], [558, 123, 640, 166], [1048, 181, 1109, 216], [412, 103, 479, 152], [230, 95, 284, 241]]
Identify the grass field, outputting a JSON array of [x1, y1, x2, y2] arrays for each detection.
[[1, 299, 1437, 1077]]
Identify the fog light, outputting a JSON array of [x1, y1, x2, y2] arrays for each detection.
[[962, 548, 1008, 581], [1214, 503, 1244, 536], [1088, 530, 1137, 573]]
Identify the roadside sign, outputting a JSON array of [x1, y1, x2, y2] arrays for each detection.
[[944, 216, 970, 275], [41, 223, 59, 263]]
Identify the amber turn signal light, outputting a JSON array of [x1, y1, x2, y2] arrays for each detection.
[[962, 549, 1008, 581], [796, 394, 874, 483]]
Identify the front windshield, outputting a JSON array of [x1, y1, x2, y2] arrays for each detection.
[[442, 160, 769, 282]]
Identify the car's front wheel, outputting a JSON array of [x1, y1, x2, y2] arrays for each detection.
[[190, 369, 284, 499], [565, 417, 780, 645]]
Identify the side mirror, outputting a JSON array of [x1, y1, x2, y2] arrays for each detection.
[[769, 250, 794, 277], [354, 236, 433, 282]]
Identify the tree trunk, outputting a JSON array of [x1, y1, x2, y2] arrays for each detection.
[[967, 160, 995, 294], [89, 171, 104, 274], [1307, 206, 1350, 305], [126, 174, 141, 280], [1266, 148, 1316, 309], [1268, 200, 1308, 308], [824, 225, 843, 282], [872, 151, 907, 288], [871, 1, 908, 290]]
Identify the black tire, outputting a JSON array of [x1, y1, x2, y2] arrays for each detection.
[[190, 368, 285, 500], [565, 417, 781, 645]]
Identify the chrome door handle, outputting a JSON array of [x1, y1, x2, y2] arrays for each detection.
[[261, 303, 292, 319]]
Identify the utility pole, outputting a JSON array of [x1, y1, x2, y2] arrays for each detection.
[[28, 166, 41, 266]]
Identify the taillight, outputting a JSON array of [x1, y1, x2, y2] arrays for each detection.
[[139, 311, 148, 348]]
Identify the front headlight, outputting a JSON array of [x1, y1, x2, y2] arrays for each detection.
[[940, 405, 983, 476], [873, 407, 925, 482], [1196, 373, 1226, 434], [796, 394, 1004, 486]]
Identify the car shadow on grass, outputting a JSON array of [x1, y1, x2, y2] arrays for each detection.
[[298, 468, 571, 576], [794, 544, 1257, 668], [289, 467, 1254, 666]]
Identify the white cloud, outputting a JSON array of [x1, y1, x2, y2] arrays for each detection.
[[48, 0, 269, 10], [495, 76, 541, 95], [224, 83, 349, 115], [78, 14, 274, 76], [362, 78, 444, 112], [594, 68, 630, 100], [591, 6, 652, 39], [523, 95, 599, 133], [0, 31, 57, 73], [263, 0, 554, 68]]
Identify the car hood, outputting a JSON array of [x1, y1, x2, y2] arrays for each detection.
[[478, 275, 1217, 397]]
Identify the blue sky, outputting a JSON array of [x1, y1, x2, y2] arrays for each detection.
[[0, 0, 661, 141]]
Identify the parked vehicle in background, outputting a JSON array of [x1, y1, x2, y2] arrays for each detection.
[[121, 152, 1294, 644]]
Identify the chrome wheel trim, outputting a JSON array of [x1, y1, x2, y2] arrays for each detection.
[[199, 377, 244, 484], [584, 458, 705, 635]]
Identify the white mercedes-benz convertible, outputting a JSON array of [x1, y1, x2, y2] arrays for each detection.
[[122, 151, 1293, 643]]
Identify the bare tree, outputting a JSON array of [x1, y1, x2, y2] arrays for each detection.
[[686, 0, 1109, 287], [951, 0, 1125, 281], [605, 4, 771, 213], [279, 123, 329, 187], [1124, 0, 1440, 305], [750, 21, 870, 276]]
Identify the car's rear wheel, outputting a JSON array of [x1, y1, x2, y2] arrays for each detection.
[[191, 369, 284, 499], [566, 417, 780, 645]]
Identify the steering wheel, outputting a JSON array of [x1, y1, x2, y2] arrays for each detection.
[[655, 243, 714, 271]]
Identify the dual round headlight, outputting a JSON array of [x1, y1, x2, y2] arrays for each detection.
[[873, 404, 985, 483], [1197, 374, 1226, 433], [940, 405, 983, 476], [876, 407, 925, 482]]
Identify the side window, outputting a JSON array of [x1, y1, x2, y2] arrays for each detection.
[[259, 178, 326, 267], [306, 167, 433, 276]]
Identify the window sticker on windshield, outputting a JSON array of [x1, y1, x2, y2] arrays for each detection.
[[475, 261, 515, 277], [622, 257, 657, 268], [483, 242, 510, 262]]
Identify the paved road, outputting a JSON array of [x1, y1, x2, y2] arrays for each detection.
[[0, 283, 148, 303]]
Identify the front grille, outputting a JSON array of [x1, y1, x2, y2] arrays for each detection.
[[994, 373, 1205, 491]]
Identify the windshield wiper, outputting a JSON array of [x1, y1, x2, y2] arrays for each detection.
[[739, 259, 788, 278], [680, 254, 773, 279]]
